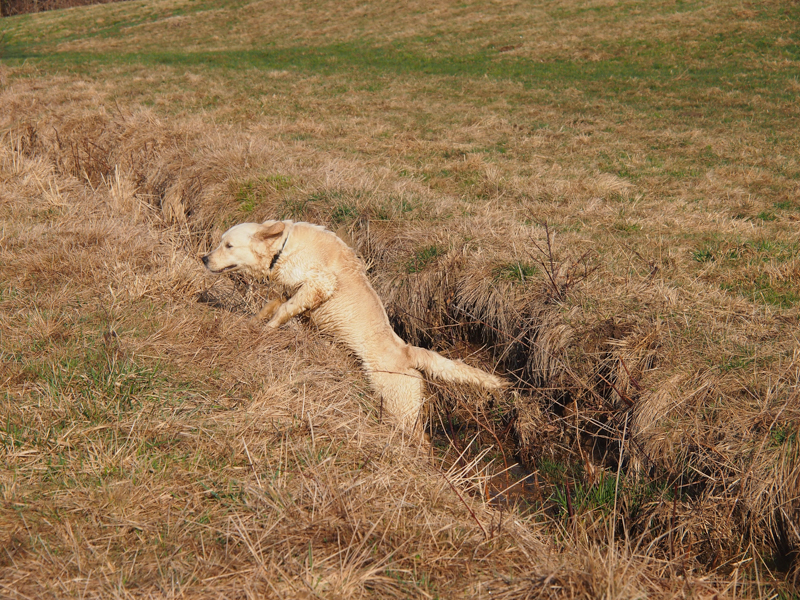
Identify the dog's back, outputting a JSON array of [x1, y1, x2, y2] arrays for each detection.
[[279, 223, 405, 359]]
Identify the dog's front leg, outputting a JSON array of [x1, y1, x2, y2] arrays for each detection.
[[265, 271, 336, 329], [253, 298, 283, 322]]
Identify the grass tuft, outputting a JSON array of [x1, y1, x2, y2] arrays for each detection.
[[407, 244, 444, 274], [493, 261, 539, 283]]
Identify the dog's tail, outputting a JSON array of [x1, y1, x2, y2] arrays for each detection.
[[408, 346, 507, 390]]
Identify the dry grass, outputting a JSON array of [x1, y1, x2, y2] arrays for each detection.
[[0, 0, 124, 18], [1, 0, 800, 597], [0, 136, 549, 598]]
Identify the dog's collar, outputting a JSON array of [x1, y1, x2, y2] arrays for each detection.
[[269, 232, 289, 271]]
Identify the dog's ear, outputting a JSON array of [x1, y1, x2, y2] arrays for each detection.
[[254, 222, 285, 242]]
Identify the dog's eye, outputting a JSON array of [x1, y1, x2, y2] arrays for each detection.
[[225, 242, 233, 249]]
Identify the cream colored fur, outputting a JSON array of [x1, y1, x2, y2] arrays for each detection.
[[202, 220, 506, 434]]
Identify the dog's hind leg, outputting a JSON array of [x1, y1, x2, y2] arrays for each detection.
[[368, 369, 426, 436]]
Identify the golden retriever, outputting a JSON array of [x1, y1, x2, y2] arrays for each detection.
[[202, 220, 506, 434]]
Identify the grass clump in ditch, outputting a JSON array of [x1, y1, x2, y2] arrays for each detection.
[[493, 261, 538, 283], [407, 244, 444, 274]]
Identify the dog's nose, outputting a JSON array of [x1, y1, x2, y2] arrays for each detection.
[[202, 255, 209, 266]]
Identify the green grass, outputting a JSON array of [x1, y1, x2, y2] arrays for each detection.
[[551, 474, 618, 517], [770, 426, 797, 448], [689, 235, 800, 307], [233, 175, 293, 213], [535, 458, 668, 522], [2, 342, 196, 448], [4, 0, 795, 208], [373, 195, 418, 221], [407, 244, 444, 273], [5, 40, 796, 108], [494, 261, 539, 283], [331, 202, 359, 224], [692, 248, 714, 263], [722, 277, 800, 309], [775, 200, 800, 211], [4, 0, 799, 121], [612, 221, 641, 234]]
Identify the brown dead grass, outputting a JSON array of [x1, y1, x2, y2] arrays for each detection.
[[0, 0, 124, 17], [2, 113, 747, 598], [0, 134, 549, 598], [13, 0, 786, 68], [0, 84, 793, 599], [1, 0, 800, 596]]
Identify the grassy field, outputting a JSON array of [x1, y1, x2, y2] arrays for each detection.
[[1, 0, 799, 597]]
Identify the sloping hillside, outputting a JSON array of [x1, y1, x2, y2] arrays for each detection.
[[1, 1, 799, 597]]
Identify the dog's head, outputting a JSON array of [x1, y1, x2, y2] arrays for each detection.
[[202, 221, 286, 277]]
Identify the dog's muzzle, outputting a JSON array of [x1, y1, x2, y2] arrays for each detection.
[[202, 254, 237, 273]]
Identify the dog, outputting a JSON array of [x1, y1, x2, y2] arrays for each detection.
[[202, 220, 506, 434]]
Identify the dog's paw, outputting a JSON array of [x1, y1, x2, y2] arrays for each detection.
[[256, 298, 283, 322]]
